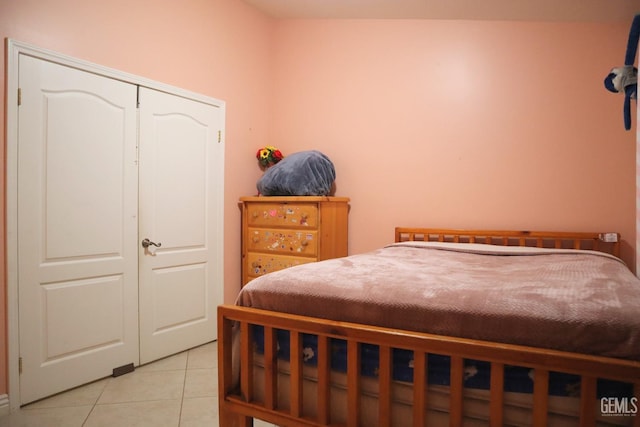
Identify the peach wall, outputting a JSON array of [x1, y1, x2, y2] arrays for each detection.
[[270, 19, 636, 265], [0, 0, 272, 400]]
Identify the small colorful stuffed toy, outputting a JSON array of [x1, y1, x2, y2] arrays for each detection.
[[604, 14, 639, 130], [256, 146, 284, 169]]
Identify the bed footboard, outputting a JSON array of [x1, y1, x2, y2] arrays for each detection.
[[218, 305, 640, 427]]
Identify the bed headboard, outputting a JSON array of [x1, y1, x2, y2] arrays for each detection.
[[395, 227, 621, 258]]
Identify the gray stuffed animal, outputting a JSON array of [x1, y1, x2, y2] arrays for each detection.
[[257, 150, 336, 196]]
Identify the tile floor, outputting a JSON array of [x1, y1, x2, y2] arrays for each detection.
[[0, 341, 275, 427]]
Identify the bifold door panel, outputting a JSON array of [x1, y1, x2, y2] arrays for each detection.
[[138, 87, 222, 364], [17, 55, 139, 404]]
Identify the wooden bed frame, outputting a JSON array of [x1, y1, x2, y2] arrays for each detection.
[[218, 228, 640, 427]]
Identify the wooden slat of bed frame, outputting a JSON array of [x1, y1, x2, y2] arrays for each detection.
[[449, 355, 464, 426], [412, 351, 427, 427], [395, 227, 621, 257], [532, 369, 549, 426], [240, 322, 253, 402], [219, 305, 640, 427], [263, 326, 277, 410], [219, 314, 247, 427], [347, 340, 361, 426], [316, 335, 330, 425], [579, 376, 597, 425], [378, 345, 392, 426], [489, 362, 504, 427], [290, 331, 303, 417]]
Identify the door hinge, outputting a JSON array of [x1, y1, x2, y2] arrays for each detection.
[[19, 357, 23, 374], [17, 88, 22, 106], [218, 130, 221, 143]]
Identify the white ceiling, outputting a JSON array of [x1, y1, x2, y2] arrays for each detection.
[[243, 0, 639, 22]]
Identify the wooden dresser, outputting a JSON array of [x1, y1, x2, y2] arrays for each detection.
[[240, 196, 349, 285]]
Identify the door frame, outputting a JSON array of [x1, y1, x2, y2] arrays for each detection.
[[5, 39, 225, 411]]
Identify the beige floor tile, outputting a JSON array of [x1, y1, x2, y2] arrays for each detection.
[[84, 400, 181, 427], [97, 370, 185, 404], [184, 368, 218, 398], [179, 397, 218, 427], [254, 419, 278, 427], [0, 405, 92, 427], [135, 351, 188, 373], [22, 378, 109, 409], [187, 342, 217, 369], [0, 343, 226, 427]]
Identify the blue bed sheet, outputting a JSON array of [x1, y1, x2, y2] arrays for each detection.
[[252, 326, 632, 398]]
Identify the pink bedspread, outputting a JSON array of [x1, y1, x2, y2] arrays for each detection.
[[237, 242, 640, 360]]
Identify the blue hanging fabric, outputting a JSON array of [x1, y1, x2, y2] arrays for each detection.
[[604, 14, 639, 130]]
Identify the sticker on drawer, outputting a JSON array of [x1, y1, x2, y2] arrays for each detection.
[[247, 204, 318, 227], [248, 253, 315, 277]]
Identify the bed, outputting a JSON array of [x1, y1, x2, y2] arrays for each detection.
[[218, 228, 640, 426]]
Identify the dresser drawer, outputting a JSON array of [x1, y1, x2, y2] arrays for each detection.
[[247, 228, 318, 256], [246, 252, 315, 279], [246, 203, 318, 228]]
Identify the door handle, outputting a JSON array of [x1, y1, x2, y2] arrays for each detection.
[[141, 238, 162, 249]]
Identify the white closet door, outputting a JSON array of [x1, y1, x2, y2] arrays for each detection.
[[17, 55, 139, 404], [138, 87, 224, 364]]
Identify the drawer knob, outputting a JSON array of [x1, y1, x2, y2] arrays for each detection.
[[252, 236, 260, 243], [301, 240, 309, 246], [252, 211, 259, 218]]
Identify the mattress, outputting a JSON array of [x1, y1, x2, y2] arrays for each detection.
[[238, 242, 640, 360]]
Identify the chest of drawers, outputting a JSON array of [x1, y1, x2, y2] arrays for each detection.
[[240, 196, 349, 285]]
